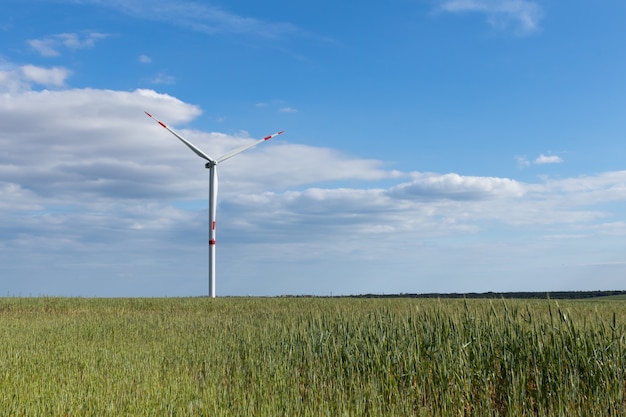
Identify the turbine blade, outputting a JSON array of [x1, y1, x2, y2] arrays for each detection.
[[216, 130, 284, 164], [145, 111, 215, 163]]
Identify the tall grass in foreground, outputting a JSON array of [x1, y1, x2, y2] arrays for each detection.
[[0, 297, 624, 416]]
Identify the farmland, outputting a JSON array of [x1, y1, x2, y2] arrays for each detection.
[[0, 297, 625, 416]]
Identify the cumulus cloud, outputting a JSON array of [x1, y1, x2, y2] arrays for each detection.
[[438, 0, 543, 34], [0, 64, 72, 92], [20, 65, 71, 87], [516, 153, 564, 168], [0, 87, 622, 235], [389, 172, 525, 200], [535, 154, 563, 164], [225, 143, 398, 192]]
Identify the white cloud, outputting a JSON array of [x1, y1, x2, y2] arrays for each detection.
[[20, 65, 71, 87], [535, 153, 563, 164], [82, 0, 298, 39], [255, 101, 298, 113], [57, 32, 110, 49], [0, 70, 25, 92], [0, 64, 72, 91], [138, 54, 152, 64], [389, 172, 525, 200], [516, 153, 564, 168], [27, 39, 60, 57], [438, 0, 543, 34], [28, 32, 110, 56], [515, 155, 530, 168], [150, 72, 176, 85], [0, 182, 42, 210]]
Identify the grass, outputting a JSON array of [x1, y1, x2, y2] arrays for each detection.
[[0, 297, 625, 416]]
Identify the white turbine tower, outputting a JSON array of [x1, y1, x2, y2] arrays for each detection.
[[145, 111, 284, 297]]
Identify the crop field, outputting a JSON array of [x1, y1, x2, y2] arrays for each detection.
[[0, 297, 625, 416]]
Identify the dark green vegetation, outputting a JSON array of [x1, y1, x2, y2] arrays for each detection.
[[349, 290, 626, 299], [0, 297, 625, 416]]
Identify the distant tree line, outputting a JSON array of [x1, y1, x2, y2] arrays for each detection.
[[344, 290, 626, 300]]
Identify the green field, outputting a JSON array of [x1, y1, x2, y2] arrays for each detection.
[[0, 297, 625, 416]]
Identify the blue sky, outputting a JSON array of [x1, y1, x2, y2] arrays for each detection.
[[1, 0, 626, 296]]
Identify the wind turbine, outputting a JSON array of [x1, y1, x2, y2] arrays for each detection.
[[145, 111, 284, 297]]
